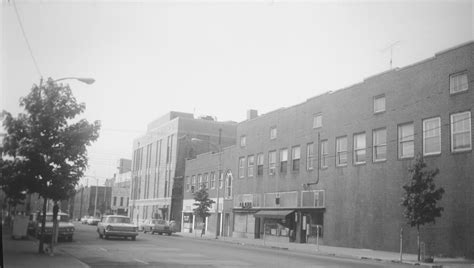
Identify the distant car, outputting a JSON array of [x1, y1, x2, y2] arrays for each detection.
[[35, 212, 75, 242], [87, 217, 100, 225], [81, 216, 91, 224], [142, 219, 173, 235], [97, 215, 138, 240]]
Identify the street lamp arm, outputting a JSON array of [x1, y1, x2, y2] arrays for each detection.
[[53, 77, 95, 85]]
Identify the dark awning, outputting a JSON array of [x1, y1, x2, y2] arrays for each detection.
[[254, 210, 294, 219]]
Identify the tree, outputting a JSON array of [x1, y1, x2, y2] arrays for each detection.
[[401, 154, 444, 261], [1, 78, 100, 253], [193, 184, 215, 237]]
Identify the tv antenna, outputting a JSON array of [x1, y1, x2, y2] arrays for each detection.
[[381, 41, 401, 70]]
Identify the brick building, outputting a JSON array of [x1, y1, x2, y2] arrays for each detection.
[[182, 41, 473, 258], [130, 112, 236, 230]]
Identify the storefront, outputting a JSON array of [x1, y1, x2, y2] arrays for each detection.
[[254, 210, 296, 243]]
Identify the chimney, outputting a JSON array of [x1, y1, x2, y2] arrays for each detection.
[[247, 109, 258, 120]]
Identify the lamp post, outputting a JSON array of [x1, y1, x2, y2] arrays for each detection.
[[190, 128, 222, 239]]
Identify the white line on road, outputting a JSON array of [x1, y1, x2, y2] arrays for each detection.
[[134, 258, 149, 265], [99, 247, 107, 252]]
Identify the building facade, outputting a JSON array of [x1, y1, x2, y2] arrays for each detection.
[[130, 111, 236, 230], [182, 42, 474, 258], [105, 159, 132, 216], [72, 185, 112, 220]]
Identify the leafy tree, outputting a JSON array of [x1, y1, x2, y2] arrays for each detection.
[[401, 154, 444, 261], [193, 184, 215, 237], [1, 78, 100, 253]]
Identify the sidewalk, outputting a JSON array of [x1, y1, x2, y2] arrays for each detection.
[[2, 226, 89, 268], [176, 231, 474, 268]]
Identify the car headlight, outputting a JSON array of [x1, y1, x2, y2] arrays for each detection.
[[106, 225, 112, 231]]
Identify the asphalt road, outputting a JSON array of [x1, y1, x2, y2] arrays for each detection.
[[60, 222, 411, 268]]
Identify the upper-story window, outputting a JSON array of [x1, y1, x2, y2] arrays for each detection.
[[398, 123, 414, 159], [313, 114, 322, 129], [191, 175, 196, 191], [268, 151, 277, 175], [238, 157, 246, 178], [451, 111, 471, 152], [185, 176, 190, 192], [353, 133, 366, 164], [336, 136, 348, 166], [240, 135, 246, 147], [270, 126, 277, 140], [257, 153, 264, 176], [423, 117, 441, 156], [292, 146, 301, 171], [450, 71, 468, 94], [197, 174, 203, 189], [373, 94, 386, 114], [279, 149, 288, 173], [210, 172, 216, 189], [306, 143, 314, 170], [320, 140, 329, 168], [373, 128, 387, 162], [203, 173, 209, 189], [247, 155, 255, 177]]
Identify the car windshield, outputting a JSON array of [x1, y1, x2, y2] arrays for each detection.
[[39, 214, 70, 222], [154, 219, 167, 225], [107, 217, 130, 223]]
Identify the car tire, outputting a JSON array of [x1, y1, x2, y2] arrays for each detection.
[[167, 233, 171, 236], [131, 236, 136, 241]]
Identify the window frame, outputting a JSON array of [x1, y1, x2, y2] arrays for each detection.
[[268, 150, 277, 175], [270, 126, 277, 140], [449, 71, 469, 94], [373, 128, 387, 162], [240, 135, 246, 147], [257, 153, 264, 176], [313, 113, 322, 129], [279, 148, 288, 173], [320, 140, 329, 169], [238, 157, 246, 178], [423, 117, 441, 156], [450, 111, 472, 152], [353, 132, 366, 165], [336, 136, 348, 166], [398, 122, 415, 159], [247, 155, 255, 177], [306, 143, 314, 170], [210, 172, 216, 189], [291, 146, 301, 172], [373, 94, 386, 114]]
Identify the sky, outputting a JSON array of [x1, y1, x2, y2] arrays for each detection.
[[1, 0, 473, 185]]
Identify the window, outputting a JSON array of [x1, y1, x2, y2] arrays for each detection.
[[203, 173, 209, 189], [127, 197, 129, 207], [268, 151, 277, 175], [373, 95, 386, 113], [306, 143, 314, 170], [210, 172, 215, 189], [240, 135, 246, 147], [218, 171, 223, 188], [257, 153, 264, 176], [353, 133, 366, 164], [423, 117, 441, 156], [451, 111, 472, 152], [120, 197, 124, 207], [336, 136, 348, 166], [247, 155, 255, 177], [292, 146, 301, 171], [270, 126, 277, 140], [185, 176, 190, 191], [320, 140, 328, 168], [238, 157, 246, 178], [191, 175, 196, 190], [113, 196, 117, 206], [197, 174, 203, 189], [398, 123, 414, 159], [450, 72, 468, 94], [225, 173, 233, 198], [279, 149, 288, 173], [313, 114, 322, 129], [373, 128, 387, 161]]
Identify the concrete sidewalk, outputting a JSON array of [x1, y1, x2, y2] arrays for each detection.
[[176, 231, 473, 268], [2, 226, 89, 268]]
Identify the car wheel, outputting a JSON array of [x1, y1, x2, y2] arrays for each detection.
[[159, 232, 162, 235], [131, 236, 136, 241], [167, 233, 171, 236], [143, 229, 147, 234]]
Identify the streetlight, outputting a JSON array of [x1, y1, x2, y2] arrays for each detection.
[[53, 77, 95, 85], [190, 128, 222, 239]]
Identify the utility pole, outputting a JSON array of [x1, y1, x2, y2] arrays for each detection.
[[215, 128, 222, 239], [93, 178, 98, 217]]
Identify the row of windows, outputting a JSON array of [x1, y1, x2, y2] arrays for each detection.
[[185, 172, 234, 199], [112, 196, 129, 207], [238, 71, 469, 148], [236, 111, 471, 177]]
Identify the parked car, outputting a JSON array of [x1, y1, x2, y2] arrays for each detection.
[[80, 216, 91, 224], [35, 212, 75, 242], [87, 217, 100, 225], [142, 219, 173, 235], [97, 215, 138, 240]]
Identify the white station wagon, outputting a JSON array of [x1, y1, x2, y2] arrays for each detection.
[[97, 215, 138, 240]]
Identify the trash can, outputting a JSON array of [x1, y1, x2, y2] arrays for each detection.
[[12, 215, 29, 239]]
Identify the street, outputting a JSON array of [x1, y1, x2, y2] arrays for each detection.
[[58, 223, 411, 268]]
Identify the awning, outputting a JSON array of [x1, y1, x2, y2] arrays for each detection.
[[254, 210, 294, 219]]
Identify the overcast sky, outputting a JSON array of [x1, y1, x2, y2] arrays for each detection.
[[1, 0, 473, 185]]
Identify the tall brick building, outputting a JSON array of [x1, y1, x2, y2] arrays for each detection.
[[130, 112, 237, 230], [182, 41, 473, 258]]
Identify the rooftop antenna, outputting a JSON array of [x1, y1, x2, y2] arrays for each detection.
[[381, 41, 401, 70]]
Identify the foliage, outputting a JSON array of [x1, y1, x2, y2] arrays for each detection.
[[401, 154, 445, 228], [0, 158, 30, 206], [193, 184, 215, 222], [1, 78, 101, 202]]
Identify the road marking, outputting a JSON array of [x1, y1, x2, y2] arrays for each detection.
[[99, 247, 107, 252], [134, 258, 149, 264]]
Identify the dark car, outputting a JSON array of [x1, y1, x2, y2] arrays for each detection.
[[35, 212, 75, 242], [142, 219, 173, 235]]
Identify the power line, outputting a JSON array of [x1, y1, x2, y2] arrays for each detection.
[[12, 0, 42, 78]]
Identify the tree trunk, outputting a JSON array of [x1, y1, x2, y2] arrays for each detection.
[[417, 225, 420, 262], [50, 201, 59, 255], [38, 198, 47, 254]]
